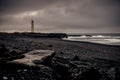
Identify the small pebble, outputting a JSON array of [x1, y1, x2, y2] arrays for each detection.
[[11, 77, 14, 80], [17, 69, 22, 72], [23, 69, 27, 72], [3, 76, 8, 80]]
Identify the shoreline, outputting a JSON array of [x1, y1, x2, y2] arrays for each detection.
[[62, 39, 120, 47], [0, 33, 120, 80]]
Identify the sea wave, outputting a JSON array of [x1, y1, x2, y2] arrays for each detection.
[[63, 35, 120, 45]]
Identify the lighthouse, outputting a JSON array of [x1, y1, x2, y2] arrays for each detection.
[[31, 20, 34, 33]]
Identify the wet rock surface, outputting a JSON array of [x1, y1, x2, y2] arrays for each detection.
[[9, 50, 55, 66]]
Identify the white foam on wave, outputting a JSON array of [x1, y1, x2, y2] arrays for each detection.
[[68, 35, 89, 39], [91, 35, 111, 39], [92, 35, 104, 38], [63, 35, 120, 45], [105, 39, 120, 43]]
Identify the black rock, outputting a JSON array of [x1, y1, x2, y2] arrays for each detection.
[[0, 44, 9, 57], [48, 45, 53, 47], [73, 55, 80, 61], [0, 44, 9, 54], [9, 49, 23, 55], [52, 57, 71, 80], [0, 64, 58, 80], [75, 68, 101, 80], [60, 51, 64, 54]]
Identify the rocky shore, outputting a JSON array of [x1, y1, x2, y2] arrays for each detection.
[[0, 33, 120, 80]]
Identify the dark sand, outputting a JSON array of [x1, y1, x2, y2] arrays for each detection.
[[0, 33, 120, 80]]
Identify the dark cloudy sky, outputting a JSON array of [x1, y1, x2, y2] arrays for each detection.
[[0, 0, 120, 33]]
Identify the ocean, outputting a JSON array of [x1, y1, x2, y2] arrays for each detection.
[[63, 33, 120, 46]]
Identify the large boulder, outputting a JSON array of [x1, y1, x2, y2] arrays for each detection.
[[0, 50, 58, 80], [8, 49, 25, 60], [8, 50, 55, 67]]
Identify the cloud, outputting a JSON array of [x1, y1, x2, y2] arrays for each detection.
[[0, 0, 61, 15], [0, 0, 120, 33]]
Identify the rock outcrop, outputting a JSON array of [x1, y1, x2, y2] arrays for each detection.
[[8, 50, 55, 67], [51, 56, 120, 80], [0, 49, 58, 80], [0, 45, 24, 64]]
